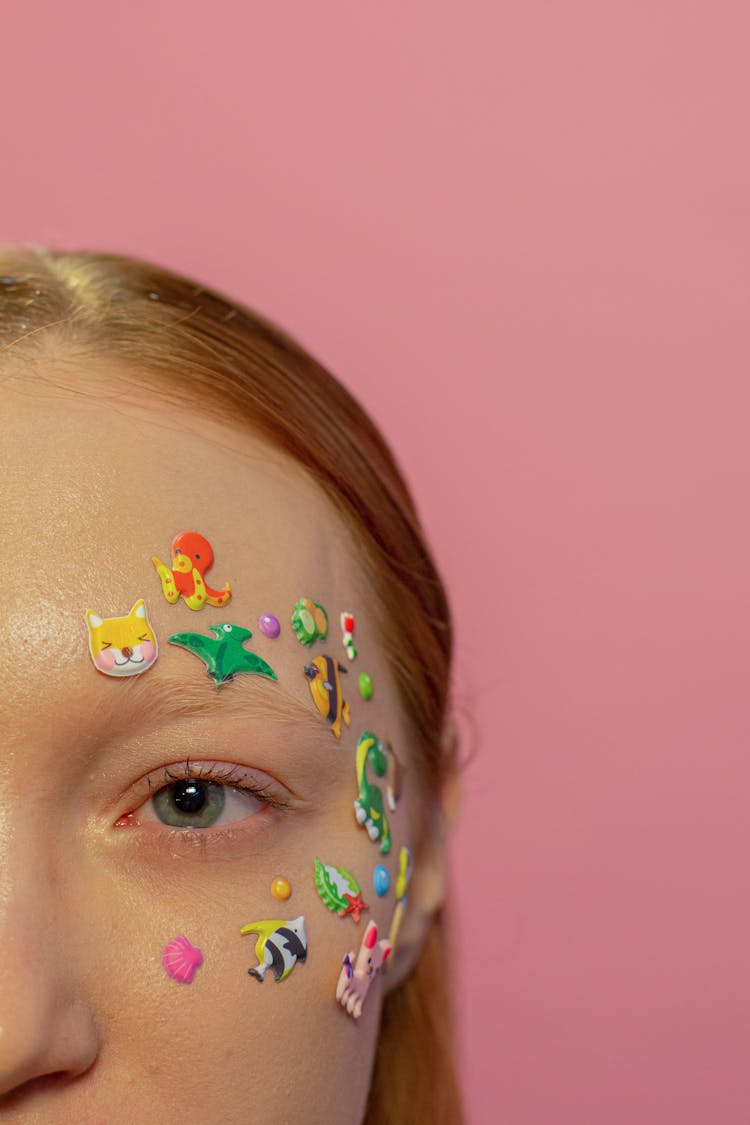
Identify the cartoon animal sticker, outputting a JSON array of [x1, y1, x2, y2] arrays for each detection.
[[336, 920, 392, 1020], [168, 624, 277, 690], [162, 936, 203, 984], [291, 598, 328, 645], [240, 916, 307, 982], [86, 600, 158, 678], [353, 732, 400, 854], [152, 531, 231, 610], [340, 612, 357, 661], [313, 858, 369, 924], [304, 656, 350, 738]]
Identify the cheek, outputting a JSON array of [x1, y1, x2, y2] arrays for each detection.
[[95, 650, 117, 671], [140, 641, 157, 662]]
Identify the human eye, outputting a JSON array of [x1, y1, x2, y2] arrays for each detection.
[[116, 760, 290, 832]]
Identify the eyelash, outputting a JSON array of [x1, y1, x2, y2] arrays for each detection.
[[148, 760, 290, 811], [115, 758, 292, 836]]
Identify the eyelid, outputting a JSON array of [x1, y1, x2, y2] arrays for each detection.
[[117, 759, 293, 826]]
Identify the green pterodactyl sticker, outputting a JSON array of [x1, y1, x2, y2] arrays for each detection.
[[168, 624, 278, 690], [313, 858, 369, 924]]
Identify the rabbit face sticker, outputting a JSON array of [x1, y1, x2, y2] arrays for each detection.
[[86, 599, 158, 677]]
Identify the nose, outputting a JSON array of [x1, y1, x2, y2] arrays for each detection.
[[0, 991, 100, 1100], [0, 863, 100, 1101], [121, 646, 133, 659]]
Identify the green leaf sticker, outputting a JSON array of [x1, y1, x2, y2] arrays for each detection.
[[313, 858, 369, 924]]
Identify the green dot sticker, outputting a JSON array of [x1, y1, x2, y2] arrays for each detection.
[[358, 672, 374, 700]]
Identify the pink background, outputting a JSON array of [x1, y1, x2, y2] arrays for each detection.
[[3, 3, 749, 1121]]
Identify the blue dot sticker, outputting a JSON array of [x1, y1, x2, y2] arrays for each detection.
[[373, 864, 390, 897]]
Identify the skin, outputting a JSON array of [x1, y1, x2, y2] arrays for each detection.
[[0, 360, 448, 1124]]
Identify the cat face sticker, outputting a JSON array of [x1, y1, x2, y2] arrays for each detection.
[[86, 599, 158, 677]]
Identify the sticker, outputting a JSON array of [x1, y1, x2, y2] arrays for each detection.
[[304, 656, 350, 738], [388, 845, 413, 953], [291, 598, 328, 645], [86, 600, 158, 678], [353, 732, 400, 853], [394, 844, 413, 901], [313, 858, 369, 923], [271, 877, 292, 901], [340, 612, 357, 661], [373, 864, 390, 897], [388, 901, 406, 955], [168, 624, 277, 690], [152, 531, 232, 611], [335, 920, 392, 1020], [358, 672, 374, 701], [240, 916, 307, 982], [162, 936, 203, 984], [258, 613, 281, 638]]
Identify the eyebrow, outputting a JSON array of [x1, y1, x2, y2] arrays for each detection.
[[121, 671, 323, 735]]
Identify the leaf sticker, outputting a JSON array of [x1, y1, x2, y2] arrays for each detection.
[[313, 858, 369, 923]]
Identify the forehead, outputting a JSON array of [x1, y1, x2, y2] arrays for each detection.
[[0, 367, 383, 733]]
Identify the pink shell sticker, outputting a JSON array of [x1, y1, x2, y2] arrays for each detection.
[[162, 935, 204, 984]]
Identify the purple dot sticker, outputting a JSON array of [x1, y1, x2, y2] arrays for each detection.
[[258, 613, 281, 639]]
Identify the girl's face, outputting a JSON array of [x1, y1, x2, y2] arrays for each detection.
[[0, 366, 426, 1123]]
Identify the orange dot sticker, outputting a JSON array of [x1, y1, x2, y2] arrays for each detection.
[[271, 877, 292, 901]]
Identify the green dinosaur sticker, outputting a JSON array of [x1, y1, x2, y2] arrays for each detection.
[[167, 624, 278, 690], [354, 731, 398, 854], [313, 858, 369, 924]]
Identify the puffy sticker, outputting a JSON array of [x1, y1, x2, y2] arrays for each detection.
[[340, 612, 357, 661], [304, 655, 350, 738], [258, 613, 281, 638], [388, 845, 413, 953], [336, 920, 392, 1021], [271, 877, 292, 901], [162, 936, 203, 984], [313, 858, 369, 923], [354, 732, 400, 853], [86, 600, 158, 678], [240, 916, 307, 982], [168, 624, 277, 690], [394, 844, 413, 901], [358, 672, 374, 701], [373, 864, 390, 897], [152, 531, 231, 610], [291, 598, 328, 645]]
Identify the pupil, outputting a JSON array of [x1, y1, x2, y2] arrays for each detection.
[[173, 780, 207, 814], [152, 777, 226, 827]]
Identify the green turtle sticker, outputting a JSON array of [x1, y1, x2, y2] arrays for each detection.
[[291, 598, 328, 645]]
